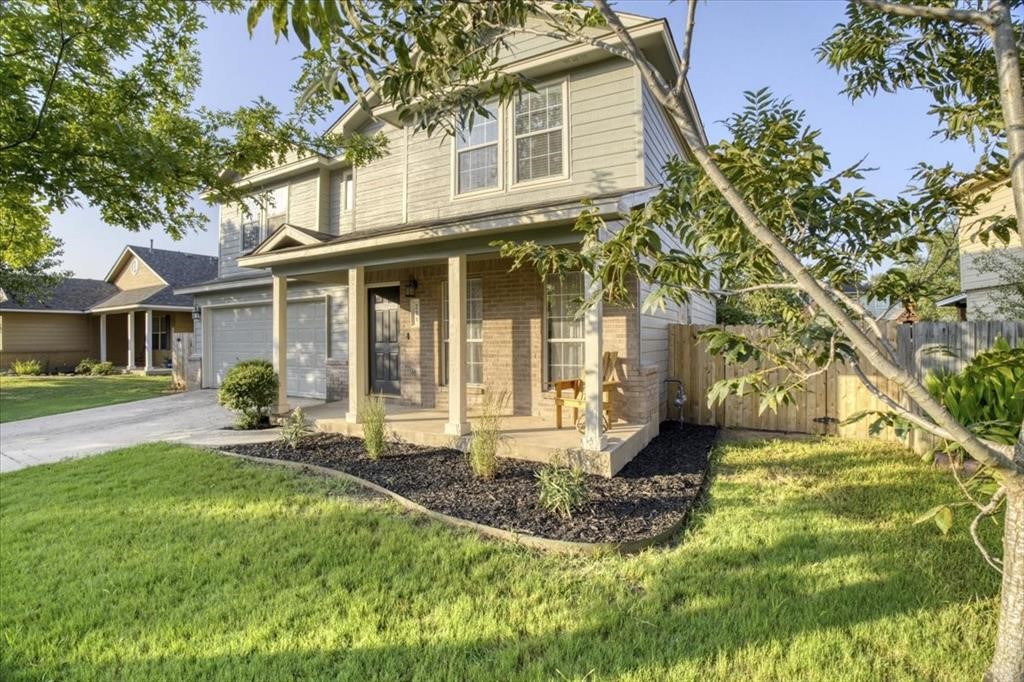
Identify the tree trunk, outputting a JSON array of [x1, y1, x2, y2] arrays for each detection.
[[987, 432, 1024, 682], [988, 0, 1024, 244]]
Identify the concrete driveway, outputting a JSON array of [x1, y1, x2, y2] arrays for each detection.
[[0, 390, 319, 474]]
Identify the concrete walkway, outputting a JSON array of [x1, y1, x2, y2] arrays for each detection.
[[0, 390, 321, 474]]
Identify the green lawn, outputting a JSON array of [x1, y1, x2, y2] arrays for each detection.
[[0, 438, 1001, 681], [0, 374, 173, 422]]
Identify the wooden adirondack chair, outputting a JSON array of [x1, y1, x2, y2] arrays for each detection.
[[553, 351, 619, 432]]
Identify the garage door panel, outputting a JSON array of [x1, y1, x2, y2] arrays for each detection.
[[209, 300, 327, 399]]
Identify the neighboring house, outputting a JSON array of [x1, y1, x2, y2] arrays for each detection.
[[1, 245, 218, 373], [177, 10, 715, 475], [939, 178, 1022, 319]]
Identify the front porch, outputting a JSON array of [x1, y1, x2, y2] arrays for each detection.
[[244, 219, 666, 477], [95, 307, 194, 372], [305, 399, 653, 477]]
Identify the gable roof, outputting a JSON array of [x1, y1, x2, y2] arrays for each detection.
[[250, 223, 334, 257], [105, 245, 219, 288], [0, 278, 119, 312]]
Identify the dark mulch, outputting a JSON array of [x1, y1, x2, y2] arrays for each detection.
[[221, 422, 718, 544]]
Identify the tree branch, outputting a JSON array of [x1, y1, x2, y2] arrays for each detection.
[[970, 486, 1006, 573], [0, 27, 72, 152], [669, 0, 697, 98], [591, 0, 1022, 477], [851, 0, 995, 27]]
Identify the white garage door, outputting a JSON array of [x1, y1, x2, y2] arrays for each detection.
[[209, 301, 327, 399]]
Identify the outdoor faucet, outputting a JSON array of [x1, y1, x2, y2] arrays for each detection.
[[664, 379, 686, 423]]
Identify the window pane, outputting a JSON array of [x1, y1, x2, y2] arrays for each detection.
[[545, 273, 584, 384], [516, 130, 563, 182], [458, 145, 498, 193], [442, 279, 483, 385], [456, 103, 499, 149]]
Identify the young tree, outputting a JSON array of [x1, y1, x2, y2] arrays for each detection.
[[0, 0, 354, 302], [247, 1, 1023, 677]]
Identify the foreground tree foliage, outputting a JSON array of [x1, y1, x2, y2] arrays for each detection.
[[0, 0, 377, 302], [230, 0, 1024, 677]]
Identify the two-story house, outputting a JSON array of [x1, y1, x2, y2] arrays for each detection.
[[938, 177, 1022, 319], [178, 10, 714, 475]]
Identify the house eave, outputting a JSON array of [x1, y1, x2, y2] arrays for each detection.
[[175, 276, 273, 296], [0, 308, 89, 315], [238, 187, 654, 270], [87, 304, 194, 314]]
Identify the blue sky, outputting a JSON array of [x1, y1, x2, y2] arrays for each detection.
[[51, 0, 978, 278]]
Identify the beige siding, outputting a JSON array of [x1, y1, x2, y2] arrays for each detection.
[[347, 58, 641, 231], [219, 173, 326, 277], [353, 121, 406, 229], [111, 255, 164, 289], [0, 312, 99, 371], [959, 183, 1022, 316], [328, 169, 355, 235], [287, 172, 320, 229], [638, 82, 715, 412]]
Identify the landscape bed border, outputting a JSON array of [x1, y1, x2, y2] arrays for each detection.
[[216, 449, 714, 555]]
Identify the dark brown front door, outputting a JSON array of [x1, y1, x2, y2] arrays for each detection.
[[370, 287, 401, 394]]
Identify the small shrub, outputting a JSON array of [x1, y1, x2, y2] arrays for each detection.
[[468, 389, 509, 480], [360, 393, 388, 460], [11, 359, 42, 376], [75, 358, 97, 375], [280, 407, 312, 450], [925, 337, 1024, 447], [536, 452, 589, 519], [89, 361, 115, 376], [218, 359, 278, 429]]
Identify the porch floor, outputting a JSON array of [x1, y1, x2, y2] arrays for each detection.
[[306, 401, 651, 477]]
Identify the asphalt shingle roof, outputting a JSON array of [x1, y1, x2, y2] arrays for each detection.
[[0, 278, 119, 311], [1, 247, 219, 312]]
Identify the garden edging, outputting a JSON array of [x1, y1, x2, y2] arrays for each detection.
[[216, 449, 703, 555]]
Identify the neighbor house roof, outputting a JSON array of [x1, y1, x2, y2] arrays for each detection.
[[106, 245, 219, 289], [90, 245, 219, 310], [0, 278, 119, 312]]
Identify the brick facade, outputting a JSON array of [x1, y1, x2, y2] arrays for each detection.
[[363, 257, 655, 426]]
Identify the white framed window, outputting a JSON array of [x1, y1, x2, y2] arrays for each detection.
[[514, 81, 566, 184], [240, 185, 289, 252], [455, 103, 500, 194], [341, 170, 354, 211], [152, 314, 171, 351], [240, 196, 262, 252], [442, 278, 483, 385], [545, 272, 584, 385], [265, 185, 288, 230]]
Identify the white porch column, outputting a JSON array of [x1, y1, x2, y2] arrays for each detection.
[[126, 311, 136, 370], [581, 273, 606, 451], [445, 254, 469, 436], [345, 266, 367, 423], [272, 274, 289, 414], [99, 314, 108, 362], [144, 309, 154, 372]]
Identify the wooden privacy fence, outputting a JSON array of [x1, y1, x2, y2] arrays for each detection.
[[669, 320, 1024, 451]]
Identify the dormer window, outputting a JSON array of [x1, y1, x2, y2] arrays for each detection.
[[455, 102, 499, 194]]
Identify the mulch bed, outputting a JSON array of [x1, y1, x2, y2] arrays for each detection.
[[221, 422, 717, 544]]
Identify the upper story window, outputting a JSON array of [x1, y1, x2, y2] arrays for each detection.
[[241, 185, 289, 252], [341, 170, 354, 211], [455, 103, 499, 194], [514, 82, 566, 183]]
